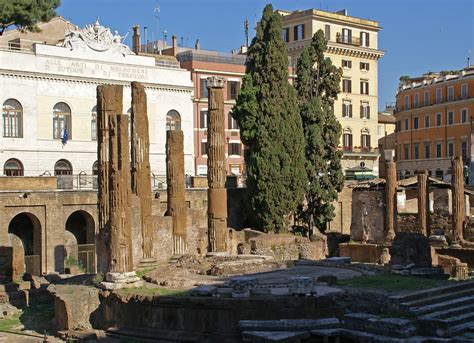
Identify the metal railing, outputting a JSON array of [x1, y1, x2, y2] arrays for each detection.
[[336, 35, 362, 47], [176, 50, 248, 66], [57, 174, 98, 190], [343, 147, 379, 155], [0, 39, 37, 53], [155, 59, 181, 69]]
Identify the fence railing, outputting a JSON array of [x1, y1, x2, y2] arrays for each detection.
[[0, 39, 37, 53]]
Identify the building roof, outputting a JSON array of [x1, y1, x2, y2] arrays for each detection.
[[378, 114, 396, 124], [176, 49, 247, 66]]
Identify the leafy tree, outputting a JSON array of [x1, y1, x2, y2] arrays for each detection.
[[0, 0, 60, 36], [296, 30, 344, 233], [233, 4, 307, 233]]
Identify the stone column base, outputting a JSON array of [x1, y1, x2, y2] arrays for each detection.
[[137, 258, 158, 269], [99, 271, 144, 290]]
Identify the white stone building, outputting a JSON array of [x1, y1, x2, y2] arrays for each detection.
[[0, 21, 195, 184]]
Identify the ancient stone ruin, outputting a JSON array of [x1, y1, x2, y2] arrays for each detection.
[[451, 156, 464, 246], [206, 76, 228, 254]]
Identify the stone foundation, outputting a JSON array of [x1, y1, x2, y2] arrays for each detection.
[[339, 243, 390, 264]]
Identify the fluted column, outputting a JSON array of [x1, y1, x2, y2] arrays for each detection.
[[130, 82, 154, 260], [452, 156, 464, 246], [166, 130, 186, 255], [385, 160, 397, 242], [207, 76, 227, 253]]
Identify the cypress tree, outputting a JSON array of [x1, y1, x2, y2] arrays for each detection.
[[296, 30, 344, 233], [233, 4, 307, 233]]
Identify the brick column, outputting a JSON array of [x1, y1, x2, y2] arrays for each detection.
[[207, 76, 227, 253], [452, 156, 464, 246], [385, 160, 397, 242], [417, 170, 429, 236], [130, 82, 154, 261], [166, 130, 186, 255]]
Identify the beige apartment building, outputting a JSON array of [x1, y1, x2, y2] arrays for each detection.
[[279, 9, 384, 176]]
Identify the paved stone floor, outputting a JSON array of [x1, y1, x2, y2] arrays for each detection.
[[0, 332, 61, 342]]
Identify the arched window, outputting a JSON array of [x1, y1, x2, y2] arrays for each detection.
[[53, 102, 72, 140], [166, 110, 181, 131], [91, 106, 97, 141], [54, 159, 73, 176], [4, 158, 24, 176], [3, 99, 23, 138], [343, 128, 353, 151], [361, 128, 371, 151]]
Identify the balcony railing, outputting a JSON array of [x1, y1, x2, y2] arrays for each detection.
[[336, 34, 362, 47], [395, 94, 472, 113], [342, 147, 379, 155]]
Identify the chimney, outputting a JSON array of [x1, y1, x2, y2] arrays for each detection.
[[172, 35, 177, 50], [194, 39, 200, 50], [132, 25, 141, 54]]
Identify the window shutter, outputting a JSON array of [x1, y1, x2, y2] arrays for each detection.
[[367, 106, 370, 119], [360, 32, 363, 45], [349, 60, 352, 68], [367, 135, 371, 147], [367, 63, 370, 71], [342, 104, 346, 117], [349, 80, 352, 93], [360, 135, 364, 148], [360, 62, 363, 70], [366, 33, 370, 47], [360, 105, 364, 118], [349, 134, 353, 147], [200, 79, 205, 98], [301, 24, 305, 39], [227, 84, 231, 100], [348, 29, 352, 43], [349, 104, 353, 117], [294, 26, 298, 41]]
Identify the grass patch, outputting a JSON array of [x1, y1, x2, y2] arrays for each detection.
[[336, 274, 452, 293], [118, 286, 189, 297], [0, 303, 55, 335], [136, 267, 154, 278]]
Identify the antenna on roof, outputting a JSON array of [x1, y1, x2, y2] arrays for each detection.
[[468, 49, 472, 67], [244, 18, 249, 47]]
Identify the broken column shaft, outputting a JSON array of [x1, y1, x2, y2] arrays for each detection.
[[166, 130, 186, 255], [207, 76, 227, 253], [452, 156, 465, 245], [417, 170, 429, 236], [130, 81, 154, 260], [385, 160, 397, 242]]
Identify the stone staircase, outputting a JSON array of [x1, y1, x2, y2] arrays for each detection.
[[391, 280, 474, 341]]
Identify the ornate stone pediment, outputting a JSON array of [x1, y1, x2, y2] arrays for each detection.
[[62, 20, 134, 56]]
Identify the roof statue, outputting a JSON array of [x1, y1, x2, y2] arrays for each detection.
[[62, 19, 133, 56]]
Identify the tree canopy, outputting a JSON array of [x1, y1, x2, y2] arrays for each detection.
[[233, 4, 307, 233], [296, 29, 344, 233], [0, 0, 60, 36]]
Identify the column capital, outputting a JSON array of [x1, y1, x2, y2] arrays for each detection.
[[207, 76, 225, 89]]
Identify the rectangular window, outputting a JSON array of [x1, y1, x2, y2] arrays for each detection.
[[405, 118, 409, 130], [461, 108, 468, 123], [342, 28, 352, 44], [447, 86, 454, 101], [462, 141, 468, 160], [396, 120, 401, 132], [404, 144, 410, 160], [343, 133, 353, 150], [414, 143, 419, 159], [448, 111, 454, 125], [448, 142, 454, 157], [200, 110, 208, 129], [436, 88, 442, 104], [228, 112, 238, 130], [361, 134, 371, 149], [324, 24, 330, 41], [342, 59, 352, 68], [342, 102, 352, 118], [228, 143, 242, 156], [413, 116, 419, 129], [201, 141, 208, 156], [294, 24, 305, 41], [91, 115, 97, 141], [424, 91, 430, 106], [461, 84, 468, 99], [424, 143, 430, 159], [281, 27, 290, 43], [436, 113, 442, 126], [200, 79, 209, 98], [404, 95, 409, 110], [227, 81, 240, 100], [414, 93, 419, 108], [360, 31, 369, 47], [360, 104, 370, 119], [360, 80, 369, 95], [436, 143, 442, 158], [342, 79, 352, 93], [424, 115, 430, 128], [360, 62, 369, 71]]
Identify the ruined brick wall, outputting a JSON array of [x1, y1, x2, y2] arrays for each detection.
[[248, 234, 327, 260], [327, 185, 353, 235]]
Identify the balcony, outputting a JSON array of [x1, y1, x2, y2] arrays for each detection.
[[342, 147, 379, 157], [395, 94, 472, 113], [336, 34, 361, 47]]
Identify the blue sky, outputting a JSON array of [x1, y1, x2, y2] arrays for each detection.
[[57, 0, 473, 110]]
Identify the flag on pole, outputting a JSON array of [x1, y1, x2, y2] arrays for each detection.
[[62, 128, 69, 145]]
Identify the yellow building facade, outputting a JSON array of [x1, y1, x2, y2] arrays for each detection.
[[279, 9, 384, 175]]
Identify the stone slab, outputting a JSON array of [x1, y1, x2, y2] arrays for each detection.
[[270, 288, 290, 296], [322, 257, 351, 264], [242, 330, 310, 342], [99, 280, 145, 290]]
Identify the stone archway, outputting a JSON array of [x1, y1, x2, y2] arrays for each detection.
[[64, 210, 95, 273], [8, 213, 41, 276]]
